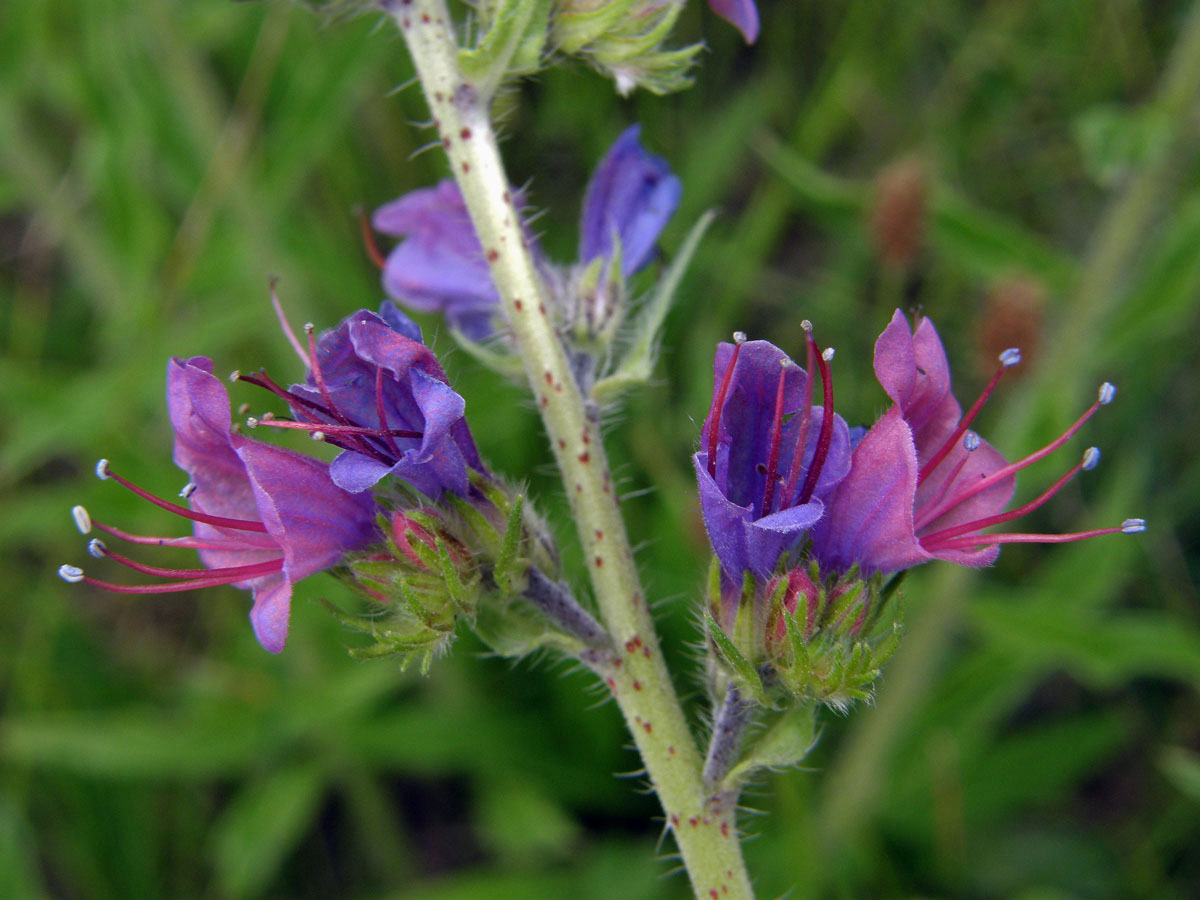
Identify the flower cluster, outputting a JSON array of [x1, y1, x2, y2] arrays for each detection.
[[59, 304, 493, 654], [695, 309, 1144, 707], [370, 125, 680, 347]]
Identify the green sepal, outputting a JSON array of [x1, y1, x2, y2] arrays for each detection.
[[780, 608, 811, 694], [553, 0, 639, 54], [592, 210, 715, 402], [436, 537, 475, 617], [722, 705, 818, 791], [492, 494, 527, 595], [458, 0, 551, 99], [447, 492, 503, 558], [706, 612, 765, 703]]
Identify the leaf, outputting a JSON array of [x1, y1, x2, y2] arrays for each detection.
[[723, 706, 818, 789], [210, 763, 326, 900], [1159, 746, 1200, 804]]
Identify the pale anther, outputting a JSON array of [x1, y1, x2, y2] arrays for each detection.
[[800, 320, 813, 333], [95, 459, 111, 480], [179, 482, 197, 499], [963, 431, 980, 452], [822, 347, 835, 362], [1121, 518, 1146, 534], [732, 331, 747, 344], [72, 505, 93, 534], [246, 417, 260, 428], [87, 539, 107, 559], [999, 348, 1022, 368], [311, 430, 326, 441], [229, 370, 241, 383], [58, 565, 84, 583], [1082, 447, 1100, 471], [1098, 382, 1116, 405]]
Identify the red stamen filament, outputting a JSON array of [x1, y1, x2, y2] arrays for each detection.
[[914, 397, 1104, 531], [920, 456, 1087, 549], [797, 342, 836, 506], [98, 545, 283, 581], [359, 208, 387, 270], [102, 466, 268, 534], [92, 520, 271, 551], [926, 526, 1128, 551], [760, 363, 790, 515], [706, 340, 744, 478], [271, 280, 308, 366], [78, 570, 283, 595], [780, 331, 817, 509], [376, 366, 404, 458], [252, 419, 421, 441], [918, 361, 1009, 485]]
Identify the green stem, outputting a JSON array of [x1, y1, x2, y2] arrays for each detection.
[[388, 3, 754, 897]]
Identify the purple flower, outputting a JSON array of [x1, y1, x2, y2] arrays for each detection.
[[373, 181, 500, 340], [60, 357, 378, 654], [279, 308, 486, 497], [812, 309, 1142, 576], [694, 330, 851, 580], [579, 125, 682, 278], [372, 127, 679, 337], [708, 0, 759, 43]]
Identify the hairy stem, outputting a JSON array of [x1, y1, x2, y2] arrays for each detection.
[[523, 565, 611, 650], [388, 3, 755, 898], [703, 684, 755, 789]]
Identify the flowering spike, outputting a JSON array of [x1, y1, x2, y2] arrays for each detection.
[[1122, 518, 1147, 534], [72, 505, 92, 534], [58, 564, 84, 583], [1082, 447, 1101, 471], [1099, 382, 1116, 405], [1000, 347, 1022, 368]]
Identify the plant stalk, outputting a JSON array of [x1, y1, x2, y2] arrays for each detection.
[[388, 3, 755, 897]]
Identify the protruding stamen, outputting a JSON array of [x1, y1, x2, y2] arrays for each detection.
[[915, 390, 1110, 531], [1082, 447, 1100, 471], [780, 331, 818, 507], [99, 464, 269, 534], [918, 356, 1016, 485], [706, 340, 745, 478], [358, 207, 388, 271], [229, 370, 241, 384], [822, 347, 835, 362], [96, 459, 111, 480], [920, 450, 1095, 549], [1098, 382, 1116, 405], [760, 361, 791, 515], [925, 524, 1142, 550], [72, 505, 93, 534], [97, 545, 283, 581], [59, 564, 84, 583], [375, 366, 403, 459], [87, 538, 107, 559], [271, 279, 309, 366], [798, 334, 836, 506], [1121, 518, 1146, 534], [90, 518, 275, 550], [963, 431, 980, 452], [65, 571, 282, 595]]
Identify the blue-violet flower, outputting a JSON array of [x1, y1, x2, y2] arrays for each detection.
[[694, 326, 851, 581], [60, 357, 377, 653]]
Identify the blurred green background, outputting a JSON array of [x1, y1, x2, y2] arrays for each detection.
[[3, 1, 1200, 897]]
